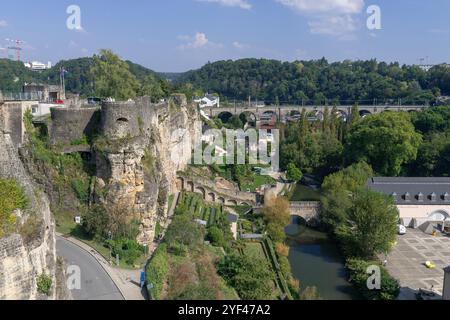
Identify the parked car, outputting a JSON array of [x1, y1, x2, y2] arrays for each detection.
[[398, 224, 407, 235]]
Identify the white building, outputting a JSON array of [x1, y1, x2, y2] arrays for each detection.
[[195, 94, 220, 108], [368, 177, 450, 231], [24, 61, 52, 71], [30, 102, 65, 118]]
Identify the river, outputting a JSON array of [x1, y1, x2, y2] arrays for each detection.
[[286, 217, 361, 300]]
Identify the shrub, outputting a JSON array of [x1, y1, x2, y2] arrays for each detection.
[[71, 178, 90, 204], [207, 226, 225, 247], [0, 179, 28, 238], [218, 253, 274, 300], [107, 238, 144, 265], [146, 244, 169, 300], [300, 286, 322, 300], [346, 258, 400, 300], [37, 273, 52, 296]]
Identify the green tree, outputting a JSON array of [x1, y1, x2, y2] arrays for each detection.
[[286, 163, 303, 182], [165, 214, 204, 252], [346, 112, 422, 176], [321, 162, 374, 232], [206, 226, 225, 247], [138, 74, 167, 102], [91, 49, 140, 99], [336, 188, 399, 259], [218, 253, 274, 300]]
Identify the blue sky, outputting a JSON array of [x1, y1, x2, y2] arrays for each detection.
[[0, 0, 449, 72]]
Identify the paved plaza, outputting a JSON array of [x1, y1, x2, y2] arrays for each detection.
[[386, 229, 450, 299]]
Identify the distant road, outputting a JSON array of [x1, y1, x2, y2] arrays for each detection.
[[56, 237, 124, 300]]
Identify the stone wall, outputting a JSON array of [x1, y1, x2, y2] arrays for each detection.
[[0, 133, 57, 300], [50, 107, 100, 145], [0, 101, 39, 147]]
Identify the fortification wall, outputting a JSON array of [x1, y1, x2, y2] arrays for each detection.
[[50, 107, 100, 145], [0, 101, 39, 148]]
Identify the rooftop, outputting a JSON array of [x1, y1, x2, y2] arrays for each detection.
[[367, 177, 450, 205]]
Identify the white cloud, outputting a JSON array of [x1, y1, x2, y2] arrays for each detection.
[[232, 41, 249, 49], [0, 20, 7, 27], [178, 32, 223, 50], [276, 0, 363, 14], [196, 0, 252, 10], [276, 0, 365, 38]]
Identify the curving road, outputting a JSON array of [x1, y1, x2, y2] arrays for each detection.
[[56, 237, 124, 300]]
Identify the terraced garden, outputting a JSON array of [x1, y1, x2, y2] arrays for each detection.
[[179, 192, 225, 227]]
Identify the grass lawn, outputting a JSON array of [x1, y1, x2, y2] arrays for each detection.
[[243, 242, 266, 260], [290, 184, 322, 201], [240, 175, 276, 192]]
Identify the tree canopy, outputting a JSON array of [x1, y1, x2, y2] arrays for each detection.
[[345, 112, 422, 176], [176, 58, 449, 104]]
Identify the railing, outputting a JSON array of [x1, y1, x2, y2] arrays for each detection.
[[1, 91, 44, 101]]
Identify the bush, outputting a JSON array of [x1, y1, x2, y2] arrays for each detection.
[[71, 178, 90, 204], [218, 253, 274, 300], [206, 226, 225, 247], [146, 244, 169, 300], [37, 273, 52, 296], [0, 179, 28, 238], [346, 258, 400, 300], [107, 238, 144, 265]]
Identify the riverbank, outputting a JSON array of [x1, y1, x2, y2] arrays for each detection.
[[286, 217, 361, 300]]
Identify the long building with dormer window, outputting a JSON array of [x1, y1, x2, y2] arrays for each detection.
[[367, 177, 450, 230]]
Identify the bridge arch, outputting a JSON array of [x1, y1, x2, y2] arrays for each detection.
[[217, 197, 226, 205], [176, 177, 185, 191], [207, 192, 216, 203], [195, 186, 206, 200], [186, 181, 195, 193], [335, 109, 348, 121], [359, 110, 372, 118], [261, 110, 278, 121], [239, 111, 257, 125], [218, 111, 234, 123]]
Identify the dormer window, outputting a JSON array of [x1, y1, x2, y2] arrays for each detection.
[[430, 192, 437, 202], [417, 192, 424, 202], [444, 192, 450, 201], [404, 192, 411, 201], [391, 192, 397, 199]]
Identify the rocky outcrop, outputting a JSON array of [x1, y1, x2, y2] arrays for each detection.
[[93, 95, 200, 246], [0, 133, 58, 300]]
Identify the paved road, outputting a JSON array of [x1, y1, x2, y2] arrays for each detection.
[[56, 237, 124, 300]]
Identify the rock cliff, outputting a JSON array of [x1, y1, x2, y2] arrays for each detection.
[[93, 95, 200, 245], [0, 133, 59, 300]]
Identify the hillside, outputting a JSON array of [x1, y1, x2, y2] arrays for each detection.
[[175, 58, 450, 105], [0, 57, 162, 97]]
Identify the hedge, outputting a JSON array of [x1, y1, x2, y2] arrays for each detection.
[[346, 258, 400, 300], [146, 244, 169, 300]]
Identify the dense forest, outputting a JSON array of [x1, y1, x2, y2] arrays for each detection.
[[2, 55, 450, 105], [177, 58, 450, 105], [0, 57, 167, 98]]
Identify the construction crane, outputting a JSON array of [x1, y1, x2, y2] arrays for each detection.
[[5, 38, 25, 61]]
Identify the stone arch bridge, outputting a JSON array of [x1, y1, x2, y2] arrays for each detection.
[[208, 104, 427, 122], [290, 201, 321, 226], [176, 174, 257, 207]]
